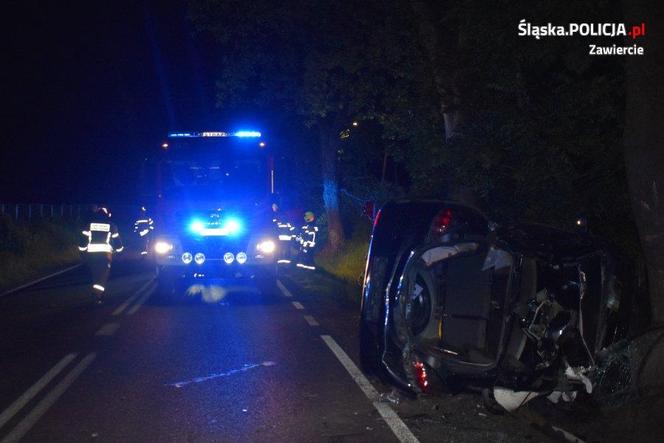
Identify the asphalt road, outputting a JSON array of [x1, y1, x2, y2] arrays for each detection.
[[0, 258, 551, 442]]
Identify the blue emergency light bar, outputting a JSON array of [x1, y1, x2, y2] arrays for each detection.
[[234, 131, 262, 138], [168, 131, 262, 138]]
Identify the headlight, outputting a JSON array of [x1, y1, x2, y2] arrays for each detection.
[[236, 252, 247, 264], [257, 240, 276, 254], [154, 240, 173, 255], [181, 252, 193, 264], [223, 252, 235, 264], [194, 252, 206, 265]]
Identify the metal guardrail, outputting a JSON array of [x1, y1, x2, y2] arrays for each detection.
[[0, 203, 88, 221]]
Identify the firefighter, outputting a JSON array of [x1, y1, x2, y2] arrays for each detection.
[[78, 205, 123, 304], [133, 206, 154, 256], [296, 211, 318, 270], [272, 203, 296, 264]]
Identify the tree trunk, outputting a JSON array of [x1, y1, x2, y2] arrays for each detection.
[[319, 122, 345, 252], [623, 0, 664, 324], [409, 0, 463, 139]]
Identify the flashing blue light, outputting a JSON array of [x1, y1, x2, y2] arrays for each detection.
[[223, 217, 243, 235], [188, 216, 243, 236], [234, 131, 262, 138], [189, 219, 205, 233]]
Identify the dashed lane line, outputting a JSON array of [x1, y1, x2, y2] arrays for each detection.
[[291, 301, 305, 310], [1, 353, 97, 443], [276, 280, 293, 297], [0, 354, 77, 430], [126, 285, 155, 316], [111, 279, 154, 316], [303, 315, 319, 326], [320, 335, 420, 443], [95, 323, 120, 336]]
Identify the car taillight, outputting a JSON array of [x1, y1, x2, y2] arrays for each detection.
[[431, 209, 453, 235], [412, 360, 429, 392]]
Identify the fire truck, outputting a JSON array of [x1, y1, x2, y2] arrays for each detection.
[[144, 130, 279, 295]]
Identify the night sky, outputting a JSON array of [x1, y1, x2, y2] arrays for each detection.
[[1, 1, 219, 203]]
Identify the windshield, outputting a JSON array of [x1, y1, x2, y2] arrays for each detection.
[[161, 136, 269, 202]]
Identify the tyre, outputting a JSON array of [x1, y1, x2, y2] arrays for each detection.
[[359, 201, 443, 377]]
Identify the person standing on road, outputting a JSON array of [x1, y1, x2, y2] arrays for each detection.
[[272, 203, 296, 264], [296, 211, 318, 270], [133, 205, 154, 256], [78, 205, 123, 304]]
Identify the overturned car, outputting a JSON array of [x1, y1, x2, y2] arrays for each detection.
[[360, 200, 623, 411]]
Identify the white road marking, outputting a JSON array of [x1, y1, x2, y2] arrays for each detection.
[[112, 279, 154, 316], [291, 301, 305, 310], [1, 264, 82, 298], [276, 280, 293, 297], [167, 361, 277, 388], [95, 323, 120, 336], [126, 285, 154, 316], [303, 315, 319, 326], [320, 335, 420, 443], [0, 354, 77, 430], [1, 353, 96, 443]]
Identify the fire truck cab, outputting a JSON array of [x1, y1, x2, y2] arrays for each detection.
[[145, 131, 279, 295]]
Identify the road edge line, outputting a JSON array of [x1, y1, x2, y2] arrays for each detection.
[[1, 353, 96, 443], [0, 353, 77, 430], [320, 335, 420, 443], [0, 264, 82, 298]]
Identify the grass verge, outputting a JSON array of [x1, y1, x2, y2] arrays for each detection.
[[0, 216, 80, 291], [315, 235, 369, 288]]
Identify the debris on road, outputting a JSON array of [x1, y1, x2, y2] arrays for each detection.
[[379, 388, 401, 405], [167, 361, 276, 388]]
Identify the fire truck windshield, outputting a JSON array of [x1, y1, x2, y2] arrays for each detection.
[[160, 136, 269, 203]]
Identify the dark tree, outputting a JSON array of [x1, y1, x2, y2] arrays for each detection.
[[623, 0, 664, 324]]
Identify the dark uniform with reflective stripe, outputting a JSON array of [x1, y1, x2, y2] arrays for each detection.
[[79, 209, 123, 302], [296, 212, 318, 270], [133, 207, 154, 256]]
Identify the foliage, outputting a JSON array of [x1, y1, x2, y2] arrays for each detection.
[[315, 219, 371, 286], [189, 0, 639, 261], [0, 216, 79, 290]]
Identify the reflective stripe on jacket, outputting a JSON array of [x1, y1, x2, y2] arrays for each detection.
[[79, 219, 123, 253]]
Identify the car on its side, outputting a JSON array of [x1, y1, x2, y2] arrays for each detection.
[[360, 200, 624, 411]]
